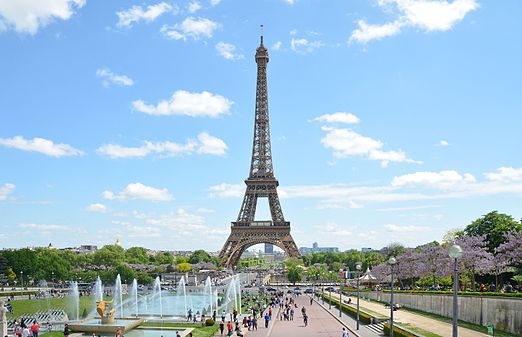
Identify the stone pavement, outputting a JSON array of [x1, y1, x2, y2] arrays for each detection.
[[219, 294, 380, 337], [342, 295, 490, 337]]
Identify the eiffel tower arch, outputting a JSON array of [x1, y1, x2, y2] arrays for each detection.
[[219, 32, 300, 268]]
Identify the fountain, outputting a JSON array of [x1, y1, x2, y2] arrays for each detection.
[[204, 277, 213, 316], [176, 277, 187, 317], [114, 274, 124, 318], [66, 281, 80, 321], [152, 276, 163, 318], [130, 279, 138, 317]]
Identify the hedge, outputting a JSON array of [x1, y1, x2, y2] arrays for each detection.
[[0, 291, 38, 297], [381, 290, 522, 298], [319, 294, 373, 324], [383, 322, 424, 337]]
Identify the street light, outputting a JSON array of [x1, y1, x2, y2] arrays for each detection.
[[328, 271, 332, 309], [449, 244, 463, 337], [355, 261, 362, 330], [339, 268, 346, 317], [21, 271, 24, 297], [388, 257, 397, 337]]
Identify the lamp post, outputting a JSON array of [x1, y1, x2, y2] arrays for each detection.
[[328, 271, 332, 309], [21, 270, 24, 297], [449, 244, 463, 337], [339, 269, 343, 317], [355, 261, 362, 330], [388, 257, 397, 337]]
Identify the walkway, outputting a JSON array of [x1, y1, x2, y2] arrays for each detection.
[[221, 295, 381, 337], [326, 293, 490, 337]]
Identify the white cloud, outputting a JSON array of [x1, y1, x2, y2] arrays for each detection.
[[17, 223, 71, 235], [133, 90, 233, 117], [0, 0, 85, 35], [484, 167, 522, 183], [0, 136, 84, 157], [283, 0, 296, 4], [116, 2, 174, 28], [384, 224, 431, 232], [391, 170, 476, 189], [319, 126, 419, 167], [161, 17, 218, 41], [85, 203, 108, 213], [197, 132, 228, 156], [312, 112, 360, 124], [0, 183, 15, 201], [96, 68, 134, 87], [208, 183, 243, 198], [438, 140, 449, 146], [350, 0, 479, 43], [350, 20, 402, 43], [187, 1, 202, 13], [290, 38, 324, 54], [210, 0, 221, 6], [97, 133, 227, 158], [103, 183, 173, 201], [215, 42, 244, 60], [272, 41, 282, 50]]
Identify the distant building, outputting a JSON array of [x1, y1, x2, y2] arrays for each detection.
[[299, 242, 339, 254], [61, 245, 98, 254], [265, 243, 274, 254], [361, 247, 374, 253]]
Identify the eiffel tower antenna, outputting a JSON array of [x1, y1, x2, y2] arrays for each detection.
[[219, 31, 300, 268]]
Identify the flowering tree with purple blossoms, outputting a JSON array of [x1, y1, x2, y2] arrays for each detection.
[[496, 231, 522, 270], [417, 243, 451, 287], [455, 235, 494, 291], [396, 249, 423, 287]]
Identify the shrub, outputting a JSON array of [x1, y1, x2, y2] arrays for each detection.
[[205, 318, 215, 326], [383, 323, 421, 337]]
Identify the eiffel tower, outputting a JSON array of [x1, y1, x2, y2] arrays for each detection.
[[219, 32, 300, 268]]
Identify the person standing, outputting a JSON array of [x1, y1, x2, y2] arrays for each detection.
[[219, 321, 224, 336], [30, 321, 39, 337], [252, 316, 258, 331], [63, 324, 70, 337], [303, 313, 308, 327], [22, 326, 30, 337], [264, 312, 270, 328]]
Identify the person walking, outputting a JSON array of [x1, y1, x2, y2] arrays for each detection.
[[303, 313, 308, 327], [342, 327, 349, 337], [226, 321, 233, 336], [219, 321, 224, 336], [264, 312, 270, 328]]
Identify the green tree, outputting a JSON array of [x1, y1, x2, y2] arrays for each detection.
[[382, 243, 406, 259], [188, 250, 211, 264], [2, 248, 37, 280], [153, 251, 174, 265], [464, 211, 522, 253], [136, 272, 154, 285], [115, 264, 136, 283], [6, 267, 16, 282], [177, 262, 192, 272], [34, 248, 70, 281], [176, 256, 187, 264], [125, 247, 150, 264], [287, 265, 303, 285], [93, 245, 125, 266]]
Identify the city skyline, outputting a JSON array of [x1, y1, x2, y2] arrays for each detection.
[[1, 1, 521, 251]]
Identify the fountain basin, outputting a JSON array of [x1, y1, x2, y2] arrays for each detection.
[[81, 328, 192, 337], [69, 317, 144, 333]]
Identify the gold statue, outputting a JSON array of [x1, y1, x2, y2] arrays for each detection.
[[96, 300, 116, 318]]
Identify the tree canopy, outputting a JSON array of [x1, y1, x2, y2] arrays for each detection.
[[465, 211, 522, 253]]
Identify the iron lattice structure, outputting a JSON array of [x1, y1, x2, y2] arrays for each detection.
[[219, 34, 300, 268]]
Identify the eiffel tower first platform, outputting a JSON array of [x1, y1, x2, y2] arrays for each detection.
[[219, 33, 300, 268]]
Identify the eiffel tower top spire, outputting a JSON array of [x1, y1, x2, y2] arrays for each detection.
[[250, 28, 273, 180]]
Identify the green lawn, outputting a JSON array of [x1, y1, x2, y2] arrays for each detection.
[[7, 296, 112, 319], [399, 323, 443, 337]]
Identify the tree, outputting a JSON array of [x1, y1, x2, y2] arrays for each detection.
[[6, 267, 16, 282], [188, 250, 212, 264], [382, 243, 406, 259], [287, 265, 303, 285], [125, 247, 150, 264], [136, 272, 154, 285], [176, 256, 187, 264], [464, 211, 522, 253], [115, 264, 136, 283], [177, 262, 192, 273], [455, 235, 494, 291], [496, 231, 522, 269], [34, 248, 70, 281], [93, 245, 125, 266]]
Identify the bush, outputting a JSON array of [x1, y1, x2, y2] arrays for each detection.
[[383, 323, 421, 337], [320, 294, 373, 324], [205, 318, 215, 326], [382, 290, 522, 298]]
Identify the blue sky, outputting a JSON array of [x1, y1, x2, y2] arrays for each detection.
[[0, 0, 521, 252]]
